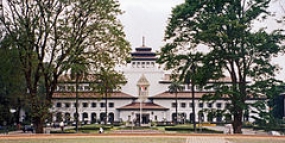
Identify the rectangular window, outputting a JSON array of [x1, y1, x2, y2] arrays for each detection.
[[67, 86, 73, 91], [109, 102, 114, 108], [100, 103, 106, 108], [78, 86, 83, 91], [84, 86, 90, 91], [65, 103, 70, 108], [82, 102, 88, 108], [226, 103, 231, 108], [216, 103, 222, 108], [171, 103, 176, 108], [208, 103, 212, 108], [58, 86, 65, 91], [181, 102, 186, 108], [199, 103, 203, 108], [56, 102, 62, 107], [91, 103, 96, 108], [189, 102, 194, 107]]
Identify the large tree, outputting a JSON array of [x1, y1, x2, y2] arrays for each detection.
[[94, 67, 126, 125], [0, 48, 26, 126], [0, 0, 130, 133], [168, 80, 183, 125], [158, 0, 284, 134]]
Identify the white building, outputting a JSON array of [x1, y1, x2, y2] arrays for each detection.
[[51, 44, 265, 125]]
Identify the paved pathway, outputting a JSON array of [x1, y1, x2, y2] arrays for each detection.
[[186, 136, 232, 143]]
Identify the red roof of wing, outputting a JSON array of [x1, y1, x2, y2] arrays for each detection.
[[52, 92, 135, 99], [118, 102, 168, 110], [150, 92, 209, 99]]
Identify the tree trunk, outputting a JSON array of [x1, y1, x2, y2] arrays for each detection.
[[105, 92, 108, 125], [34, 116, 44, 133], [75, 74, 79, 132], [233, 108, 243, 134], [175, 92, 178, 125]]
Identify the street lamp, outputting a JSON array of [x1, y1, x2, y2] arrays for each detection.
[[10, 109, 16, 125]]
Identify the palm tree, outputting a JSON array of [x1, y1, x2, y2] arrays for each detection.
[[168, 80, 183, 125], [69, 56, 89, 132], [95, 67, 125, 125]]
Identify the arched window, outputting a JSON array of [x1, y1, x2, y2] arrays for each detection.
[[82, 112, 88, 124], [64, 113, 71, 124], [198, 111, 204, 122], [100, 112, 106, 123], [190, 113, 195, 123], [56, 112, 63, 122], [108, 113, 114, 124], [91, 113, 97, 124]]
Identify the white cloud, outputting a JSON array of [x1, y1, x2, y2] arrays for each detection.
[[118, 0, 184, 51]]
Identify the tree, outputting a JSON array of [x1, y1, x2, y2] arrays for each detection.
[[0, 48, 26, 126], [94, 67, 126, 124], [0, 0, 130, 133], [159, 0, 284, 133], [168, 80, 183, 125], [68, 55, 90, 132]]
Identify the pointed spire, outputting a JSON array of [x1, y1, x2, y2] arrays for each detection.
[[142, 36, 145, 47]]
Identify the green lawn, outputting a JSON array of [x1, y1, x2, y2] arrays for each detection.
[[0, 136, 285, 143], [0, 137, 186, 143], [227, 137, 285, 143]]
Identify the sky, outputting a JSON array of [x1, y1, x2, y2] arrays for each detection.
[[118, 0, 184, 51], [118, 0, 285, 80]]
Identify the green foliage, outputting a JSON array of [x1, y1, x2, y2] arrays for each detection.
[[78, 124, 113, 131], [0, 48, 26, 125], [164, 125, 223, 133], [159, 0, 285, 134], [0, 0, 130, 133]]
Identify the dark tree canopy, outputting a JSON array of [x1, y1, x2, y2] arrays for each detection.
[[0, 0, 130, 133], [158, 0, 285, 134]]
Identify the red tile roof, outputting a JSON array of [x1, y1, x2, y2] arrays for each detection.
[[118, 102, 168, 110], [150, 92, 212, 99], [52, 92, 135, 99]]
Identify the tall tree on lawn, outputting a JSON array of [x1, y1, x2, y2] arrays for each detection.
[[158, 0, 285, 134]]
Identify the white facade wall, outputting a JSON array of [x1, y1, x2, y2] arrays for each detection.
[[120, 62, 168, 97], [52, 99, 134, 123], [51, 46, 269, 125]]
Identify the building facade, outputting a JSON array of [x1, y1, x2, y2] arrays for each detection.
[[51, 44, 265, 125]]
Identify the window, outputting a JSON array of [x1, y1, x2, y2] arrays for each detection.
[[56, 102, 62, 107], [78, 86, 83, 91], [109, 102, 114, 108], [189, 102, 194, 107], [208, 103, 212, 108], [142, 62, 145, 68], [132, 62, 135, 68], [58, 86, 65, 91], [82, 102, 88, 108], [171, 103, 177, 108], [100, 103, 106, 108], [181, 102, 186, 108], [216, 103, 222, 108], [91, 102, 96, 108], [199, 103, 204, 108], [226, 103, 231, 108], [67, 86, 73, 91], [84, 86, 90, 91], [65, 103, 70, 108], [146, 62, 150, 68], [74, 103, 78, 107]]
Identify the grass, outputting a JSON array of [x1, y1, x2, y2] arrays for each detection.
[[1, 136, 285, 143], [227, 137, 285, 143], [0, 137, 186, 143]]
